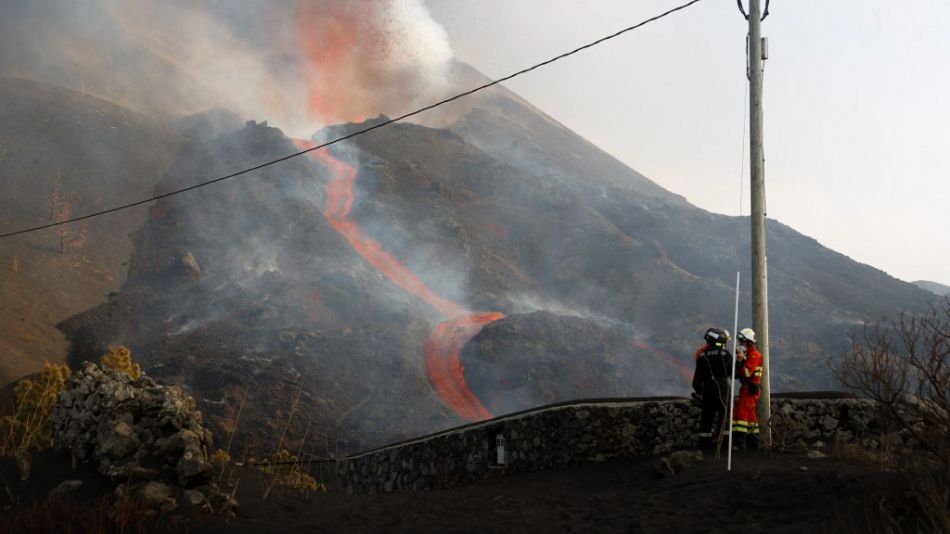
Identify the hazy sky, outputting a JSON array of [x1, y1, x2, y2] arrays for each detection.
[[426, 0, 950, 286]]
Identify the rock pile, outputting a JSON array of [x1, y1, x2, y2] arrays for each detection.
[[51, 361, 233, 511]]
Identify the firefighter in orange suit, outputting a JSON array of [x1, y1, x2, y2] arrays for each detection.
[[732, 327, 763, 450]]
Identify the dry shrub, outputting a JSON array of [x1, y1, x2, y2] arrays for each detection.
[[252, 383, 326, 496], [1, 363, 71, 455], [832, 298, 950, 533], [253, 449, 325, 493], [832, 441, 899, 471], [210, 448, 230, 469], [101, 346, 141, 379]]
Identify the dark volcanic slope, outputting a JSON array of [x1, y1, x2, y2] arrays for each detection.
[[58, 121, 461, 455], [59, 108, 937, 453], [447, 63, 688, 208], [42, 60, 937, 454], [422, 61, 688, 208], [346, 116, 934, 392], [461, 312, 680, 416], [915, 279, 950, 296], [426, 64, 935, 388]]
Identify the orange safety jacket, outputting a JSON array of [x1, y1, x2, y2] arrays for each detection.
[[732, 343, 763, 434]]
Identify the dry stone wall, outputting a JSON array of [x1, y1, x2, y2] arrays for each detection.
[[337, 396, 885, 494]]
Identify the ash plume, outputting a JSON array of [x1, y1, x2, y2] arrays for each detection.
[[0, 0, 454, 137]]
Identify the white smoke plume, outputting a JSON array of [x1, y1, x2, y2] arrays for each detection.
[[0, 0, 454, 136]]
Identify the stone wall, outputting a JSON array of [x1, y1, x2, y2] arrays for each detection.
[[337, 396, 884, 494]]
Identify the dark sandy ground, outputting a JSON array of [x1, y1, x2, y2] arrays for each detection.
[[0, 447, 906, 533], [211, 449, 897, 534]]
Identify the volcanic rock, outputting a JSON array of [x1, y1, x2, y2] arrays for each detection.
[[48, 479, 83, 499], [462, 311, 681, 415], [139, 481, 174, 508], [52, 361, 214, 487]]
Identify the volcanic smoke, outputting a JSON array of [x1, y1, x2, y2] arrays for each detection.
[[297, 1, 453, 126], [290, 1, 496, 421], [291, 138, 690, 418], [289, 2, 694, 419], [294, 140, 501, 421]]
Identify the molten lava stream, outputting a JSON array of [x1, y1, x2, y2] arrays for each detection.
[[424, 312, 504, 421], [295, 139, 500, 421]]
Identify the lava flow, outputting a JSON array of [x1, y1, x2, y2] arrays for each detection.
[[424, 312, 503, 421], [295, 139, 501, 421]]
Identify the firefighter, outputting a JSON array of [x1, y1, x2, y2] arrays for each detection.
[[732, 327, 764, 450], [692, 328, 733, 450]]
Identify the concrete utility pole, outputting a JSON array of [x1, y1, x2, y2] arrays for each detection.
[[746, 0, 771, 445]]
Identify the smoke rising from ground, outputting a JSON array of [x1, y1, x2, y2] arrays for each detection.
[[0, 0, 454, 137]]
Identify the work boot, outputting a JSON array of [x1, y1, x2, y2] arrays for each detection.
[[732, 433, 747, 451]]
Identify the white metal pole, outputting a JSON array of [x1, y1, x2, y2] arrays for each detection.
[[727, 271, 740, 470]]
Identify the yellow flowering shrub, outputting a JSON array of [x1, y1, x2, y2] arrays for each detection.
[[101, 346, 141, 379], [254, 448, 325, 492], [1, 363, 71, 455]]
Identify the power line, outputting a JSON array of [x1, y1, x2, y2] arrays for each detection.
[[0, 0, 706, 240]]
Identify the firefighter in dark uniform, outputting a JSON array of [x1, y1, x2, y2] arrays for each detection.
[[692, 328, 734, 450]]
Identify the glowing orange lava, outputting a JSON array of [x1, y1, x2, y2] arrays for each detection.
[[424, 312, 503, 421], [296, 140, 468, 319], [298, 3, 376, 124], [293, 140, 690, 420], [295, 139, 501, 421]]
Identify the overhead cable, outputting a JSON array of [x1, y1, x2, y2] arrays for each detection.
[[0, 0, 706, 240]]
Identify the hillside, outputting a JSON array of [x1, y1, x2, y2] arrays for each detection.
[[0, 77, 182, 385], [53, 100, 935, 453], [914, 280, 950, 296], [0, 55, 938, 455]]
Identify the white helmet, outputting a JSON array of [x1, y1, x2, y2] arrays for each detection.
[[738, 328, 756, 343]]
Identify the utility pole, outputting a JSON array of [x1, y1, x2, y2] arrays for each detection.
[[746, 0, 771, 445]]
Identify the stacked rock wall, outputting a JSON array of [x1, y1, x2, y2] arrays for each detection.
[[337, 397, 884, 494]]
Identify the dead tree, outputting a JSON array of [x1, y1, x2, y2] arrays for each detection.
[[832, 298, 950, 532], [48, 174, 86, 254]]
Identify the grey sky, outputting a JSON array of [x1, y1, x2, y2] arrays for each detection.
[[426, 0, 950, 286]]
